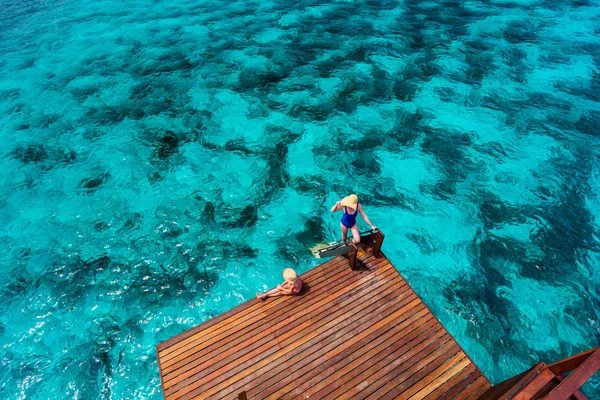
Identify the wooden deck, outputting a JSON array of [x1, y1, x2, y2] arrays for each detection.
[[156, 250, 492, 400]]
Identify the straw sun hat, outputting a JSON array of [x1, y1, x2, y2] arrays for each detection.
[[283, 268, 298, 282], [340, 194, 359, 210]]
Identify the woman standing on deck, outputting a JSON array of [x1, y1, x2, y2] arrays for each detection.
[[330, 194, 377, 244]]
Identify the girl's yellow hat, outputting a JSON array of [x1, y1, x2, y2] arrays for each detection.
[[283, 268, 297, 282]]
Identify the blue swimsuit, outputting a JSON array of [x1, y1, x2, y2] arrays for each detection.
[[341, 206, 358, 228]]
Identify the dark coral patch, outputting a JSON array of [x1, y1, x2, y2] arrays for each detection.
[[79, 172, 110, 192], [11, 144, 48, 164]]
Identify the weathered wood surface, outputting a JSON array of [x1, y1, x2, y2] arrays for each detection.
[[156, 250, 491, 399]]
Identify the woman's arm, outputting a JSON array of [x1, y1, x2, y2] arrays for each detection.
[[330, 201, 343, 212], [358, 203, 377, 229]]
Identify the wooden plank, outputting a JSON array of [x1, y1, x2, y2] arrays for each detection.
[[209, 281, 420, 399], [437, 370, 483, 400], [158, 253, 367, 356], [200, 296, 418, 400], [156, 251, 493, 400], [262, 312, 438, 400], [265, 308, 435, 399], [553, 374, 589, 400], [530, 375, 559, 399], [422, 364, 477, 400], [319, 328, 450, 399], [164, 268, 403, 385], [214, 274, 413, 398], [512, 368, 555, 400], [165, 268, 400, 396], [161, 255, 386, 370], [466, 377, 493, 400], [477, 370, 528, 400], [453, 375, 491, 400], [157, 254, 348, 352], [261, 256, 387, 325], [172, 267, 408, 399], [498, 363, 545, 400], [545, 349, 600, 400], [156, 345, 167, 400], [241, 288, 427, 399], [162, 258, 393, 380], [391, 353, 469, 400], [362, 343, 461, 400], [160, 254, 371, 360], [253, 313, 433, 398], [408, 355, 473, 400], [342, 334, 454, 399], [547, 347, 600, 376], [161, 254, 381, 364], [218, 302, 422, 398]]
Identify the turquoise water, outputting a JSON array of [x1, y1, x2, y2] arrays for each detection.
[[1, 0, 599, 398]]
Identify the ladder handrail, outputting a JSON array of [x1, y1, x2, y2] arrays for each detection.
[[544, 348, 600, 400], [315, 228, 380, 251], [547, 346, 600, 376], [477, 347, 599, 400]]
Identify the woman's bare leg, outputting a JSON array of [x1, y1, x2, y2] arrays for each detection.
[[350, 224, 361, 244], [340, 222, 349, 242]]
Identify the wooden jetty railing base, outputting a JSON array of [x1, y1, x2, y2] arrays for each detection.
[[360, 228, 385, 258], [347, 243, 359, 271], [347, 229, 385, 270]]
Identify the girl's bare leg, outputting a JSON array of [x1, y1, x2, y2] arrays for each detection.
[[350, 224, 361, 244], [258, 287, 286, 299], [340, 222, 349, 242]]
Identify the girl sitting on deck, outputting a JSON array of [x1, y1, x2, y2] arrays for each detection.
[[257, 268, 302, 300], [330, 194, 377, 244]]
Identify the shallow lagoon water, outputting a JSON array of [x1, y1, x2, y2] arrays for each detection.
[[1, 0, 600, 398]]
